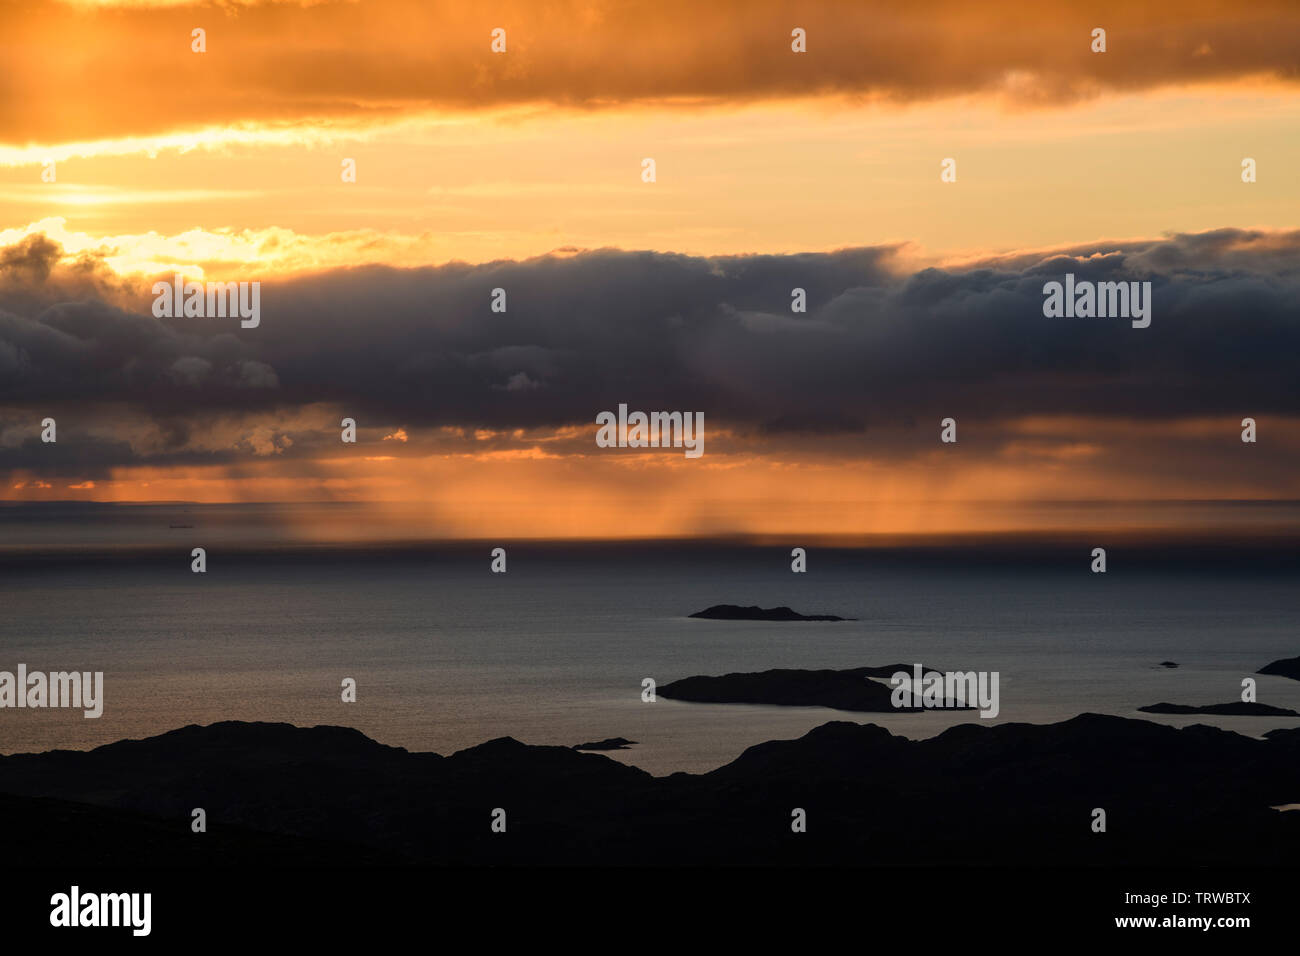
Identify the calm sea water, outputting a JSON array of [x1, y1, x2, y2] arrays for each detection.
[[1, 504, 1298, 774]]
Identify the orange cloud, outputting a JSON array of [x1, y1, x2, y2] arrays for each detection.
[[3, 0, 1298, 144]]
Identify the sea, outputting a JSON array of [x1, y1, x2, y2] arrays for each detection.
[[1, 502, 1297, 774]]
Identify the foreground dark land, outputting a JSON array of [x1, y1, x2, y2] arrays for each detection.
[[1, 714, 1298, 866]]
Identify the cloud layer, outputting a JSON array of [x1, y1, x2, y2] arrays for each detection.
[[1, 228, 1298, 480], [4, 0, 1299, 143]]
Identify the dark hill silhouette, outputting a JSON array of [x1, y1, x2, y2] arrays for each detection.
[[1259, 655, 1300, 681], [2, 715, 1298, 866]]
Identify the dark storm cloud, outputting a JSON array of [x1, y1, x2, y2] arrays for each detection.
[[0, 229, 1297, 470]]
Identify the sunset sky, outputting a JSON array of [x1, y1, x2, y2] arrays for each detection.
[[2, 0, 1298, 537]]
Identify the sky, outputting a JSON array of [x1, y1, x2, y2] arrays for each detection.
[[1, 0, 1298, 537]]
